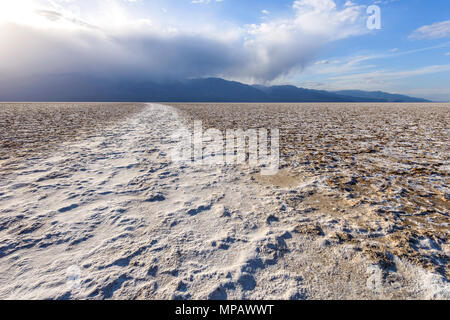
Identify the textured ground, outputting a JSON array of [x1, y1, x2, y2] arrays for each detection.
[[174, 103, 450, 279], [0, 102, 448, 300], [0, 103, 144, 175]]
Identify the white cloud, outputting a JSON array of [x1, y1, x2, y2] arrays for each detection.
[[237, 0, 366, 81], [330, 64, 450, 82], [410, 20, 450, 40], [304, 43, 450, 78]]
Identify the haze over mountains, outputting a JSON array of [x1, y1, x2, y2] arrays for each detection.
[[0, 76, 430, 103]]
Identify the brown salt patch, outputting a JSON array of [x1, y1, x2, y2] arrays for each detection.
[[252, 169, 303, 188], [294, 224, 324, 237], [300, 192, 347, 213]]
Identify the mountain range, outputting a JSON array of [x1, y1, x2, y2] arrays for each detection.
[[0, 76, 430, 102]]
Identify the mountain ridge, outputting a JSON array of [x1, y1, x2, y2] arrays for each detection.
[[334, 90, 430, 103], [0, 76, 431, 102]]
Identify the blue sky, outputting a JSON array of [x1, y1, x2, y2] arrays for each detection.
[[0, 0, 449, 100]]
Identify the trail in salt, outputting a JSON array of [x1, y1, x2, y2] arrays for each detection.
[[0, 104, 295, 299]]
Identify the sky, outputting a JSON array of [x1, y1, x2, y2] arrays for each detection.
[[0, 0, 449, 100]]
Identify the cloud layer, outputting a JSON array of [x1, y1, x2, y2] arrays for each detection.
[[410, 20, 450, 40], [0, 0, 367, 84]]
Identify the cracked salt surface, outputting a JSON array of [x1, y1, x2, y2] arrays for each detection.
[[0, 104, 448, 300]]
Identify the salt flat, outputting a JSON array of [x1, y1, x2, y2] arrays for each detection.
[[0, 103, 448, 300]]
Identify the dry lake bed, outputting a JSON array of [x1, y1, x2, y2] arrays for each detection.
[[0, 102, 448, 299]]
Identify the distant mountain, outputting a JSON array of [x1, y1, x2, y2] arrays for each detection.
[[334, 90, 429, 103], [255, 85, 381, 102], [0, 76, 430, 102], [173, 78, 268, 102]]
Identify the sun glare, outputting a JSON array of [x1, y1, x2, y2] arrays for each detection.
[[0, 1, 38, 24]]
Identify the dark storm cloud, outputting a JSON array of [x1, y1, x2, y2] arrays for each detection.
[[0, 22, 246, 82]]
